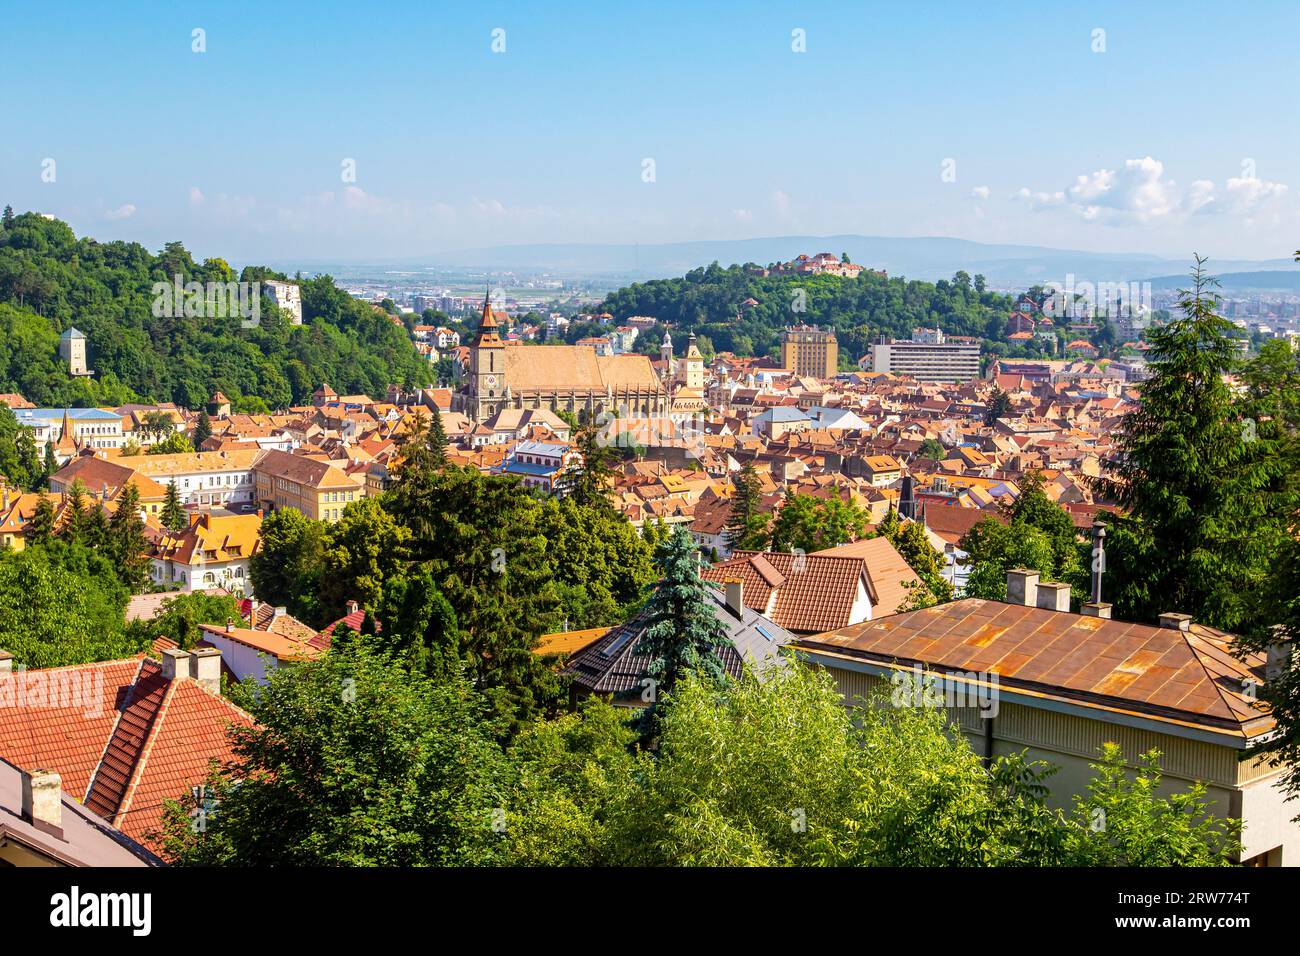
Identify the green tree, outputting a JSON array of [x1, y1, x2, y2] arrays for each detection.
[[632, 525, 731, 741], [318, 497, 411, 618], [127, 590, 244, 650], [149, 432, 195, 455], [248, 507, 326, 624], [984, 386, 1013, 425], [108, 482, 149, 590], [26, 492, 56, 546], [193, 409, 212, 447], [724, 461, 768, 551], [917, 437, 946, 460], [161, 479, 186, 532], [1096, 258, 1293, 630], [561, 422, 618, 510], [0, 545, 139, 667], [1061, 745, 1240, 866], [157, 641, 510, 865]]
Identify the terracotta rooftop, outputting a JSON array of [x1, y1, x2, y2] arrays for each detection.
[[702, 550, 869, 634]]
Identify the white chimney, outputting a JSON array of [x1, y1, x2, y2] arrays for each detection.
[[345, 600, 359, 616], [724, 578, 744, 619], [160, 647, 191, 681], [1006, 569, 1039, 607], [1081, 602, 1112, 619], [1036, 581, 1071, 613], [1159, 612, 1192, 632], [189, 646, 222, 694], [21, 769, 63, 837], [0, 650, 12, 674]]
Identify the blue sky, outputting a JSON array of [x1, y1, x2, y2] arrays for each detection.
[[2, 0, 1297, 263]]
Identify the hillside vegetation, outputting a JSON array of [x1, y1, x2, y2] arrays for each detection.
[[598, 262, 1020, 365], [0, 209, 432, 409]]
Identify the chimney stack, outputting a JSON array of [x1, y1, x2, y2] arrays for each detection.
[[1006, 569, 1039, 607], [189, 647, 222, 694], [345, 600, 359, 616], [724, 578, 744, 619], [21, 769, 63, 838], [160, 647, 191, 681], [1159, 612, 1192, 632], [1036, 581, 1071, 612], [0, 650, 12, 674], [225, 617, 234, 633], [1081, 602, 1112, 619]]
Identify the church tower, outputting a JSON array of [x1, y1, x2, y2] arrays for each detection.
[[660, 331, 673, 367], [682, 332, 705, 391], [470, 289, 507, 420]]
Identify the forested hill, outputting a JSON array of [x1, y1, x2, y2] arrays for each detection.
[[0, 210, 432, 410], [597, 262, 1019, 365]]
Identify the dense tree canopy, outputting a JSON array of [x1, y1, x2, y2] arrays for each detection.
[[0, 212, 432, 409], [599, 263, 1020, 365]]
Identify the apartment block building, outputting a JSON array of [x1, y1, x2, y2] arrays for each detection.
[[869, 331, 981, 382], [780, 325, 838, 379]]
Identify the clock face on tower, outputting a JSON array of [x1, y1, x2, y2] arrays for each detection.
[[485, 374, 498, 389]]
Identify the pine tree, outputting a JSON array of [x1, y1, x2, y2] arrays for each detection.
[[162, 479, 186, 532], [109, 483, 150, 590], [61, 480, 87, 543], [83, 502, 111, 552], [984, 386, 1013, 425], [633, 525, 731, 740], [42, 443, 57, 487], [194, 410, 212, 447], [27, 492, 55, 546], [1096, 257, 1293, 630], [427, 408, 448, 468], [724, 461, 767, 551]]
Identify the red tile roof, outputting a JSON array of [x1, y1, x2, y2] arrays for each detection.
[[703, 551, 867, 633], [0, 656, 252, 853]]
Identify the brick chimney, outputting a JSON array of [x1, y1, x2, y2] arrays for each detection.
[[160, 647, 191, 681], [1159, 612, 1192, 632], [21, 769, 63, 838], [724, 578, 744, 619], [1006, 569, 1039, 607], [1036, 581, 1071, 612], [189, 647, 222, 694]]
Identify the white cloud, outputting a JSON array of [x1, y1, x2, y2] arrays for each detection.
[[772, 189, 791, 216], [1223, 176, 1288, 213], [1066, 157, 1179, 222], [188, 187, 205, 206], [105, 203, 136, 220], [971, 185, 990, 200], [1016, 157, 1289, 226]]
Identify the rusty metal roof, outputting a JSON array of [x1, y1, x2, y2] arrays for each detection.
[[796, 598, 1272, 737]]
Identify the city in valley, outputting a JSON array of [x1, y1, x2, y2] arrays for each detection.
[[0, 2, 1298, 933]]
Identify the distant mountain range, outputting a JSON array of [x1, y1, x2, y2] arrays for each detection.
[[394, 235, 1299, 289]]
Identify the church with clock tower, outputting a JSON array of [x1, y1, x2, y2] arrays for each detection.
[[456, 292, 670, 423]]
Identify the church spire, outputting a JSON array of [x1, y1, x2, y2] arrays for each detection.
[[474, 286, 502, 347]]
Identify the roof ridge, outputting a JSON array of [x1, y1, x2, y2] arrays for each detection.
[[113, 671, 188, 827], [1183, 629, 1261, 723], [85, 661, 169, 820], [82, 658, 147, 802]]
